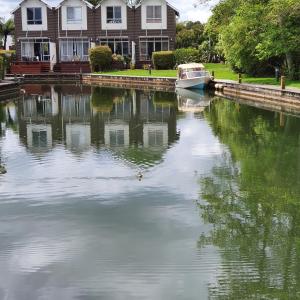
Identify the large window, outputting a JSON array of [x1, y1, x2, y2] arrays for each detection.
[[106, 6, 122, 23], [60, 39, 90, 61], [146, 6, 162, 23], [67, 7, 82, 24], [27, 7, 42, 25], [21, 39, 50, 61], [99, 38, 129, 56], [139, 37, 169, 61]]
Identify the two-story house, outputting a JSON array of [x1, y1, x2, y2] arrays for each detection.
[[11, 0, 179, 73]]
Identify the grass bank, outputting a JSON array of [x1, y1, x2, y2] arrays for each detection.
[[96, 64, 300, 89]]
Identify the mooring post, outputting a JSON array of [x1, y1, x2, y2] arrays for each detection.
[[238, 73, 242, 84], [281, 76, 286, 90], [211, 70, 215, 80]]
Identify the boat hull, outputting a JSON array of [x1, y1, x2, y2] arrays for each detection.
[[175, 76, 210, 90]]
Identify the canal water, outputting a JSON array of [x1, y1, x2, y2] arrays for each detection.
[[0, 84, 299, 299]]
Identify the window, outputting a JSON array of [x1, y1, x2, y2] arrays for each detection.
[[146, 6, 162, 23], [107, 6, 122, 24], [60, 39, 90, 61], [148, 129, 163, 146], [67, 7, 82, 24], [99, 38, 129, 56], [32, 131, 47, 148], [27, 7, 42, 25], [139, 37, 169, 60], [109, 130, 125, 146], [21, 39, 50, 61]]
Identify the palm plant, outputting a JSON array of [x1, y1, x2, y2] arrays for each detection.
[[0, 19, 15, 50]]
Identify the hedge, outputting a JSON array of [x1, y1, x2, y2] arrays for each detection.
[[89, 46, 112, 72], [0, 56, 3, 80], [174, 48, 201, 65], [152, 51, 176, 70]]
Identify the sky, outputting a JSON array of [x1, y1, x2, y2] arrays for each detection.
[[0, 0, 218, 23]]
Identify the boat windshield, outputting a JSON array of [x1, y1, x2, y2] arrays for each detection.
[[186, 71, 206, 79]]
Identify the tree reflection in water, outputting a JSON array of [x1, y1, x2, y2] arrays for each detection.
[[198, 99, 300, 299]]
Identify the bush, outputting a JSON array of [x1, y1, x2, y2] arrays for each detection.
[[112, 54, 125, 62], [89, 46, 112, 72], [0, 56, 3, 80], [174, 48, 201, 65], [152, 51, 176, 70]]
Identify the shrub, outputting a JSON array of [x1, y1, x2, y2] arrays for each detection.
[[174, 48, 201, 65], [89, 46, 112, 72], [0, 56, 4, 80], [112, 54, 125, 62], [152, 51, 176, 70]]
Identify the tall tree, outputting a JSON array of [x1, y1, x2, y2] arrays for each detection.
[[0, 19, 15, 50]]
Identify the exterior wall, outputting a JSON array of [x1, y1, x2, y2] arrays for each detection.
[[58, 5, 95, 38], [21, 0, 48, 31], [140, 0, 167, 30], [100, 0, 127, 31], [134, 4, 177, 65], [13, 0, 178, 66], [14, 6, 57, 61], [60, 0, 88, 31]]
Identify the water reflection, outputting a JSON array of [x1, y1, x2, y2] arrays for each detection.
[[17, 85, 179, 164], [2, 86, 300, 299], [200, 99, 300, 299], [177, 88, 211, 113]]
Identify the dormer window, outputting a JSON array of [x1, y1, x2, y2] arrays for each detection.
[[67, 7, 82, 24], [27, 7, 42, 25], [107, 6, 122, 24], [146, 6, 162, 23]]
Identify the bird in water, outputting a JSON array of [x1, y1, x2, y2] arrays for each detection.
[[0, 165, 7, 174], [137, 171, 143, 181]]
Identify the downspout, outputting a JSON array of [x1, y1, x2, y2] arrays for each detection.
[[58, 6, 60, 65]]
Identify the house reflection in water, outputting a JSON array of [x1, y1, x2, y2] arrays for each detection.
[[61, 88, 92, 153], [18, 84, 59, 154], [18, 85, 179, 165]]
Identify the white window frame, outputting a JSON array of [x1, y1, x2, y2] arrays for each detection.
[[99, 38, 130, 56], [21, 38, 50, 61], [66, 7, 82, 24], [106, 6, 122, 24], [59, 39, 90, 62], [139, 37, 169, 61], [27, 7, 42, 25], [146, 6, 162, 23]]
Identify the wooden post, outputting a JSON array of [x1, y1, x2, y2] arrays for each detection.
[[281, 76, 286, 89], [238, 73, 242, 84], [211, 70, 215, 80]]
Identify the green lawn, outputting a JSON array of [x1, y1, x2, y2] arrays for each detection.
[[96, 69, 177, 78], [96, 64, 300, 89]]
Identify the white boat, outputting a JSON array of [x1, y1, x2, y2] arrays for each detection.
[[175, 63, 211, 90]]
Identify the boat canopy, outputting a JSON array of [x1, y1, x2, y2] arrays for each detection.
[[177, 63, 205, 71]]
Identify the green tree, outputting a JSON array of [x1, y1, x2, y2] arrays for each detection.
[[176, 21, 205, 49], [0, 19, 15, 50], [256, 0, 300, 79]]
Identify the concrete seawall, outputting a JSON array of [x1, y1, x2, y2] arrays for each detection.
[[211, 80, 300, 114], [82, 74, 176, 91]]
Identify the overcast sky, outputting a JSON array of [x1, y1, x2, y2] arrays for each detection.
[[0, 0, 218, 23]]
